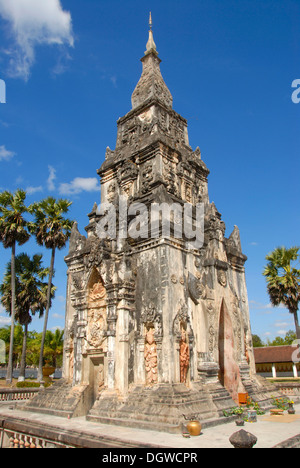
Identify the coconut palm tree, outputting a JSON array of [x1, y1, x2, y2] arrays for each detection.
[[29, 197, 73, 381], [0, 253, 55, 380], [0, 189, 30, 383], [263, 246, 300, 341]]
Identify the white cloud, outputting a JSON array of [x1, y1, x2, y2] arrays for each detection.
[[0, 145, 15, 161], [274, 322, 290, 328], [277, 329, 288, 336], [0, 305, 10, 326], [26, 185, 43, 195], [249, 300, 274, 310], [47, 165, 56, 191], [0, 0, 74, 80], [59, 177, 100, 195], [52, 313, 64, 319]]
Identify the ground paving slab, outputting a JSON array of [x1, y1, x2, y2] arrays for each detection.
[[0, 403, 299, 448]]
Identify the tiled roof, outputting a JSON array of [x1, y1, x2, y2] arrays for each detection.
[[254, 345, 297, 363]]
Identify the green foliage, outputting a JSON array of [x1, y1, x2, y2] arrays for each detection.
[[252, 330, 297, 348], [0, 252, 54, 323], [0, 189, 30, 249], [0, 326, 63, 367], [263, 246, 300, 340], [223, 406, 244, 417], [28, 197, 73, 250], [252, 334, 265, 347], [16, 381, 40, 388], [271, 396, 291, 411]]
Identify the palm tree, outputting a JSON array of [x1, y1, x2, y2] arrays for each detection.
[[29, 197, 73, 381], [0, 253, 55, 380], [44, 329, 64, 367], [263, 246, 300, 341], [0, 189, 30, 383]]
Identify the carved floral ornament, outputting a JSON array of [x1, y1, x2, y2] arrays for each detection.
[[217, 269, 227, 287], [71, 272, 84, 291], [173, 300, 193, 340], [188, 272, 206, 304], [141, 303, 163, 337], [84, 248, 103, 270]]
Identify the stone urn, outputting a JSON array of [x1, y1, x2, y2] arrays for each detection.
[[236, 413, 245, 427], [183, 414, 202, 436], [42, 365, 55, 384]]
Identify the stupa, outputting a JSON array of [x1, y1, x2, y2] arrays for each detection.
[[25, 15, 278, 432]]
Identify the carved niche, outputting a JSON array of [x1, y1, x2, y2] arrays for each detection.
[[86, 269, 107, 350]]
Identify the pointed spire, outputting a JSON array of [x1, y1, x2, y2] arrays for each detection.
[[145, 12, 157, 55], [131, 13, 173, 110]]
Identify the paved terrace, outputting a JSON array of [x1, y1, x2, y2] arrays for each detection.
[[0, 403, 299, 448]]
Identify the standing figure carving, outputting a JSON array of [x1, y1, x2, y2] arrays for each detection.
[[179, 329, 190, 384], [144, 328, 158, 386]]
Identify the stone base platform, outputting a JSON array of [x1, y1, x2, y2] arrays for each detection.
[[22, 380, 92, 418], [86, 381, 237, 433], [21, 374, 281, 434]]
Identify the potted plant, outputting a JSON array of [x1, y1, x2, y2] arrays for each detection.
[[233, 407, 245, 426], [288, 400, 295, 415], [223, 407, 245, 426], [245, 397, 257, 422]]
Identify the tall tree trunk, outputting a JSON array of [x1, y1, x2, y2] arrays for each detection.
[[18, 322, 28, 382], [6, 241, 16, 384], [37, 246, 56, 382], [293, 309, 300, 342]]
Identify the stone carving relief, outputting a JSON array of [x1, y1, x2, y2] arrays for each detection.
[[97, 363, 105, 397], [84, 244, 103, 270], [68, 222, 86, 254], [105, 146, 115, 160], [71, 272, 84, 291], [217, 270, 227, 288], [107, 182, 117, 203], [144, 328, 158, 386], [188, 272, 206, 305], [173, 300, 193, 341], [206, 301, 216, 354], [141, 163, 153, 194], [118, 160, 138, 184], [163, 158, 178, 195], [141, 303, 162, 337], [179, 329, 190, 384], [231, 295, 243, 359], [86, 276, 107, 350]]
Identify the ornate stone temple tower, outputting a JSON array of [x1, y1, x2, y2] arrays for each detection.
[[25, 16, 278, 430]]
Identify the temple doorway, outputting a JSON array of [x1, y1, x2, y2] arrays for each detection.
[[89, 355, 105, 403]]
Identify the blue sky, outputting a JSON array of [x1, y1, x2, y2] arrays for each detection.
[[0, 0, 299, 341]]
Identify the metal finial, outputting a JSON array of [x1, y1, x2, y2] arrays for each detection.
[[145, 12, 157, 54]]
